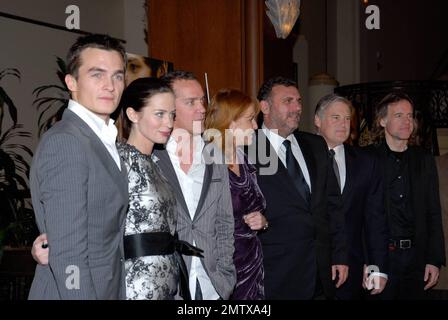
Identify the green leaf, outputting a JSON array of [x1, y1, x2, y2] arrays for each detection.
[[0, 68, 20, 81], [37, 102, 61, 124], [56, 56, 67, 74], [32, 57, 70, 135], [0, 87, 18, 125], [32, 85, 68, 97]]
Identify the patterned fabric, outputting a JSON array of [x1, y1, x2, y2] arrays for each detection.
[[118, 142, 178, 300], [229, 150, 266, 300]]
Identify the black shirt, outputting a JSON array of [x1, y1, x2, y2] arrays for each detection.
[[384, 143, 414, 239]]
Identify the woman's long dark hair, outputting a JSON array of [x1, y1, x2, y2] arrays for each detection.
[[115, 77, 173, 140]]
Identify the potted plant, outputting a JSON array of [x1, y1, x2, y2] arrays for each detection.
[[0, 67, 38, 300], [0, 68, 36, 260], [33, 57, 69, 136]]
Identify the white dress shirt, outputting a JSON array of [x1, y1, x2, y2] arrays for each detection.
[[166, 135, 220, 300], [262, 125, 311, 192], [68, 99, 121, 170], [331, 144, 346, 193]]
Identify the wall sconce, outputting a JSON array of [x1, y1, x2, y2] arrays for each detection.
[[265, 0, 301, 39]]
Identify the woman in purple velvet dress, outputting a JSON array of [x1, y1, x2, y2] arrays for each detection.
[[204, 89, 268, 300]]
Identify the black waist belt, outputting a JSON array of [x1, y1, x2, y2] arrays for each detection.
[[389, 238, 413, 250], [124, 232, 203, 301]]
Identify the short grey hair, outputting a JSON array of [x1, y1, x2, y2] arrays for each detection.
[[314, 93, 353, 119]]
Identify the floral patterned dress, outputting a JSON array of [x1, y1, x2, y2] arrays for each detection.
[[118, 142, 178, 300]]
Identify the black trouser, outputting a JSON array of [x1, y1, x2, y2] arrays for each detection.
[[376, 247, 428, 300], [336, 264, 364, 300], [312, 274, 329, 300]]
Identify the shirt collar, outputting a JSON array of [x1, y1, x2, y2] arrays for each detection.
[[262, 123, 297, 152], [68, 99, 117, 144], [383, 140, 408, 159], [331, 144, 345, 157]]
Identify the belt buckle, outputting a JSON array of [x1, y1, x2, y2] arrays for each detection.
[[399, 239, 411, 249], [388, 242, 396, 251]]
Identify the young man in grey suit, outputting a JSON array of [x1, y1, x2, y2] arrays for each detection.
[[28, 34, 128, 299], [155, 71, 236, 300]]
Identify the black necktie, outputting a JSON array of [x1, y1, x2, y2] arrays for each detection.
[[195, 278, 203, 300], [283, 140, 310, 202], [329, 149, 341, 192]]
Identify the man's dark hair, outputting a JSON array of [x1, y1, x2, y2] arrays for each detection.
[[257, 76, 298, 102], [372, 91, 416, 144], [161, 70, 198, 89], [66, 33, 127, 78], [375, 91, 415, 122]]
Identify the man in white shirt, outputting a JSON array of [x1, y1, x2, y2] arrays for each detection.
[[253, 77, 348, 299], [314, 93, 389, 299], [28, 34, 129, 299], [154, 71, 236, 300]]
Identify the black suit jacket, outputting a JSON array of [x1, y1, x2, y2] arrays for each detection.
[[249, 130, 347, 299], [336, 144, 389, 299], [371, 142, 446, 270]]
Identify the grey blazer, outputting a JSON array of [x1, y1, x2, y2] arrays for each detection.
[[154, 147, 236, 299], [28, 109, 128, 300]]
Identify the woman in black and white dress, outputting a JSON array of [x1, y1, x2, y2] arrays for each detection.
[[117, 77, 178, 299]]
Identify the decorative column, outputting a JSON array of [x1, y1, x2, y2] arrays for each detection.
[[244, 0, 264, 99]]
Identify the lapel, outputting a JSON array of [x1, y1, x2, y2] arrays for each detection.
[[255, 129, 277, 170], [119, 156, 129, 196], [64, 110, 128, 198], [406, 146, 420, 218], [153, 148, 190, 217], [154, 144, 213, 222], [376, 142, 390, 212], [294, 131, 316, 200], [378, 142, 389, 180], [342, 143, 355, 196], [193, 161, 213, 221], [256, 130, 310, 206], [255, 129, 289, 179]]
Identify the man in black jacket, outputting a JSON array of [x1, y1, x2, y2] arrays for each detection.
[[314, 93, 389, 299], [371, 91, 445, 299], [250, 77, 348, 299]]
